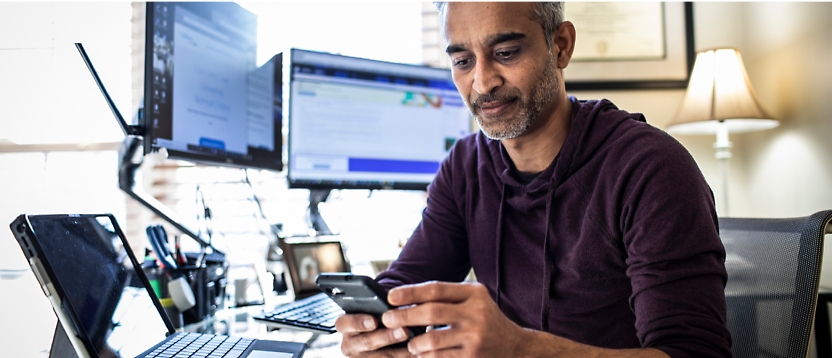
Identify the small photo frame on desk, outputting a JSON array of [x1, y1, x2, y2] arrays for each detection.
[[280, 239, 350, 298]]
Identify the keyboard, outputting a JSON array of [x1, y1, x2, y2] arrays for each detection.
[[140, 332, 254, 358], [253, 292, 344, 333]]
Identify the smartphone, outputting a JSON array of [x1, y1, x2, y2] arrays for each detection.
[[316, 273, 426, 342]]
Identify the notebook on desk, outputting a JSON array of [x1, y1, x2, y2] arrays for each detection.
[[9, 214, 306, 358], [253, 238, 350, 333]]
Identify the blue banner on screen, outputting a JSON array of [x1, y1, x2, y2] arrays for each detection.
[[199, 137, 225, 150], [349, 158, 440, 174]]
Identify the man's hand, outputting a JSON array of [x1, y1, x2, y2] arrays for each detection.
[[382, 281, 529, 357], [334, 281, 525, 357], [337, 281, 670, 358], [335, 312, 414, 357]]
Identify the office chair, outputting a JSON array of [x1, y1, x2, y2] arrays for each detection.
[[719, 210, 832, 358]]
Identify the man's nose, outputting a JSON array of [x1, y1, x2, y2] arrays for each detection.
[[472, 59, 502, 95]]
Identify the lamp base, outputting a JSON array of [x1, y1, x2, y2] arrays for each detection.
[[714, 121, 731, 216]]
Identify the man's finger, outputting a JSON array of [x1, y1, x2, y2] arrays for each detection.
[[382, 302, 461, 328], [352, 347, 413, 358], [406, 326, 465, 355], [388, 281, 481, 306], [341, 327, 411, 356], [410, 348, 465, 358], [335, 313, 378, 333]]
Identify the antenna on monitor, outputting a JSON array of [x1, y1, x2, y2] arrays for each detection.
[[75, 43, 143, 137], [74, 42, 219, 253]]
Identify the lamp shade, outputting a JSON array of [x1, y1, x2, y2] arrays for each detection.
[[668, 48, 778, 135]]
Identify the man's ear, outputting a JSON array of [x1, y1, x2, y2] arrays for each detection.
[[553, 21, 576, 69]]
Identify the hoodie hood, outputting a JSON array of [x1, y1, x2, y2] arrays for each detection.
[[489, 97, 646, 193]]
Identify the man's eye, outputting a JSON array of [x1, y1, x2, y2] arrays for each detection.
[[496, 50, 517, 60], [453, 58, 471, 68]]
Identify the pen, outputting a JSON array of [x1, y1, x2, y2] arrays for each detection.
[[175, 234, 186, 265], [146, 226, 177, 271], [153, 225, 172, 258]]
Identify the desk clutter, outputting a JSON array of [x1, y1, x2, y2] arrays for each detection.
[[142, 226, 357, 334], [144, 224, 229, 327], [9, 214, 307, 358]]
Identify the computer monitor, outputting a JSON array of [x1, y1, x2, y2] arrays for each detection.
[[287, 48, 471, 191], [143, 2, 283, 172]]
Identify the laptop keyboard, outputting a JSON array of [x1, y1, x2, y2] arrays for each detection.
[[142, 332, 254, 358], [254, 292, 344, 333]]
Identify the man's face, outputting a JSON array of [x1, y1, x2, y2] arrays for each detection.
[[443, 2, 560, 140]]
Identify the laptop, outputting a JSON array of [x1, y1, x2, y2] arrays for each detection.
[[9, 214, 306, 358], [252, 239, 350, 333]]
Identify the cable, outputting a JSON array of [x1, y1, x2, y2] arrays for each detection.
[[194, 184, 214, 246], [244, 169, 283, 240]]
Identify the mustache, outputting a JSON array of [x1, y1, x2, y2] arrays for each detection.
[[471, 92, 518, 109]]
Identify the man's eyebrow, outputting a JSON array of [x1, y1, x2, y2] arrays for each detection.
[[446, 43, 467, 55], [484, 32, 526, 48], [445, 32, 526, 55]]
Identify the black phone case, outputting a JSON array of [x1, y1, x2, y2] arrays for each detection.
[[316, 273, 393, 316], [316, 273, 427, 345]]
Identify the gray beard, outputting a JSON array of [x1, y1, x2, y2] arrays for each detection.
[[475, 53, 559, 140]]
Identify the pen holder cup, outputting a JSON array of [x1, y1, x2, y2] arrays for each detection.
[[179, 260, 228, 325], [144, 266, 184, 328], [160, 297, 184, 329]]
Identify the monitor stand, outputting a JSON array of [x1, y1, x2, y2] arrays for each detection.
[[308, 189, 333, 236], [118, 136, 219, 251], [75, 42, 219, 253]]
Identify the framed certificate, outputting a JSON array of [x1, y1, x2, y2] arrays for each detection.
[[563, 2, 695, 90]]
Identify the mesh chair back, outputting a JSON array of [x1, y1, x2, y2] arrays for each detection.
[[719, 210, 832, 358]]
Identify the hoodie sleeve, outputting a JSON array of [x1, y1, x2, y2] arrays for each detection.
[[375, 141, 472, 289], [616, 128, 732, 357]]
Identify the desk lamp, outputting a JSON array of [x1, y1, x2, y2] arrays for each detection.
[[667, 48, 778, 216]]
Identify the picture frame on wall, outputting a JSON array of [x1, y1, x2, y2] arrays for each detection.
[[563, 2, 695, 91]]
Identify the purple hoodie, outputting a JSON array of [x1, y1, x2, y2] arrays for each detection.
[[376, 97, 731, 357]]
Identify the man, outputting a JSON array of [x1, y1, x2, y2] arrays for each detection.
[[336, 2, 731, 357]]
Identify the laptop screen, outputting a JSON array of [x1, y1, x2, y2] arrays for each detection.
[[283, 240, 349, 297], [28, 215, 171, 357]]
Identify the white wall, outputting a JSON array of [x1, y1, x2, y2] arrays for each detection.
[[737, 3, 832, 218]]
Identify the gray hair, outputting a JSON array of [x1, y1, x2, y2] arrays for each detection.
[[434, 2, 564, 48]]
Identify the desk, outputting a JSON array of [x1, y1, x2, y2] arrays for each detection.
[[0, 270, 346, 357], [186, 295, 346, 357]]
